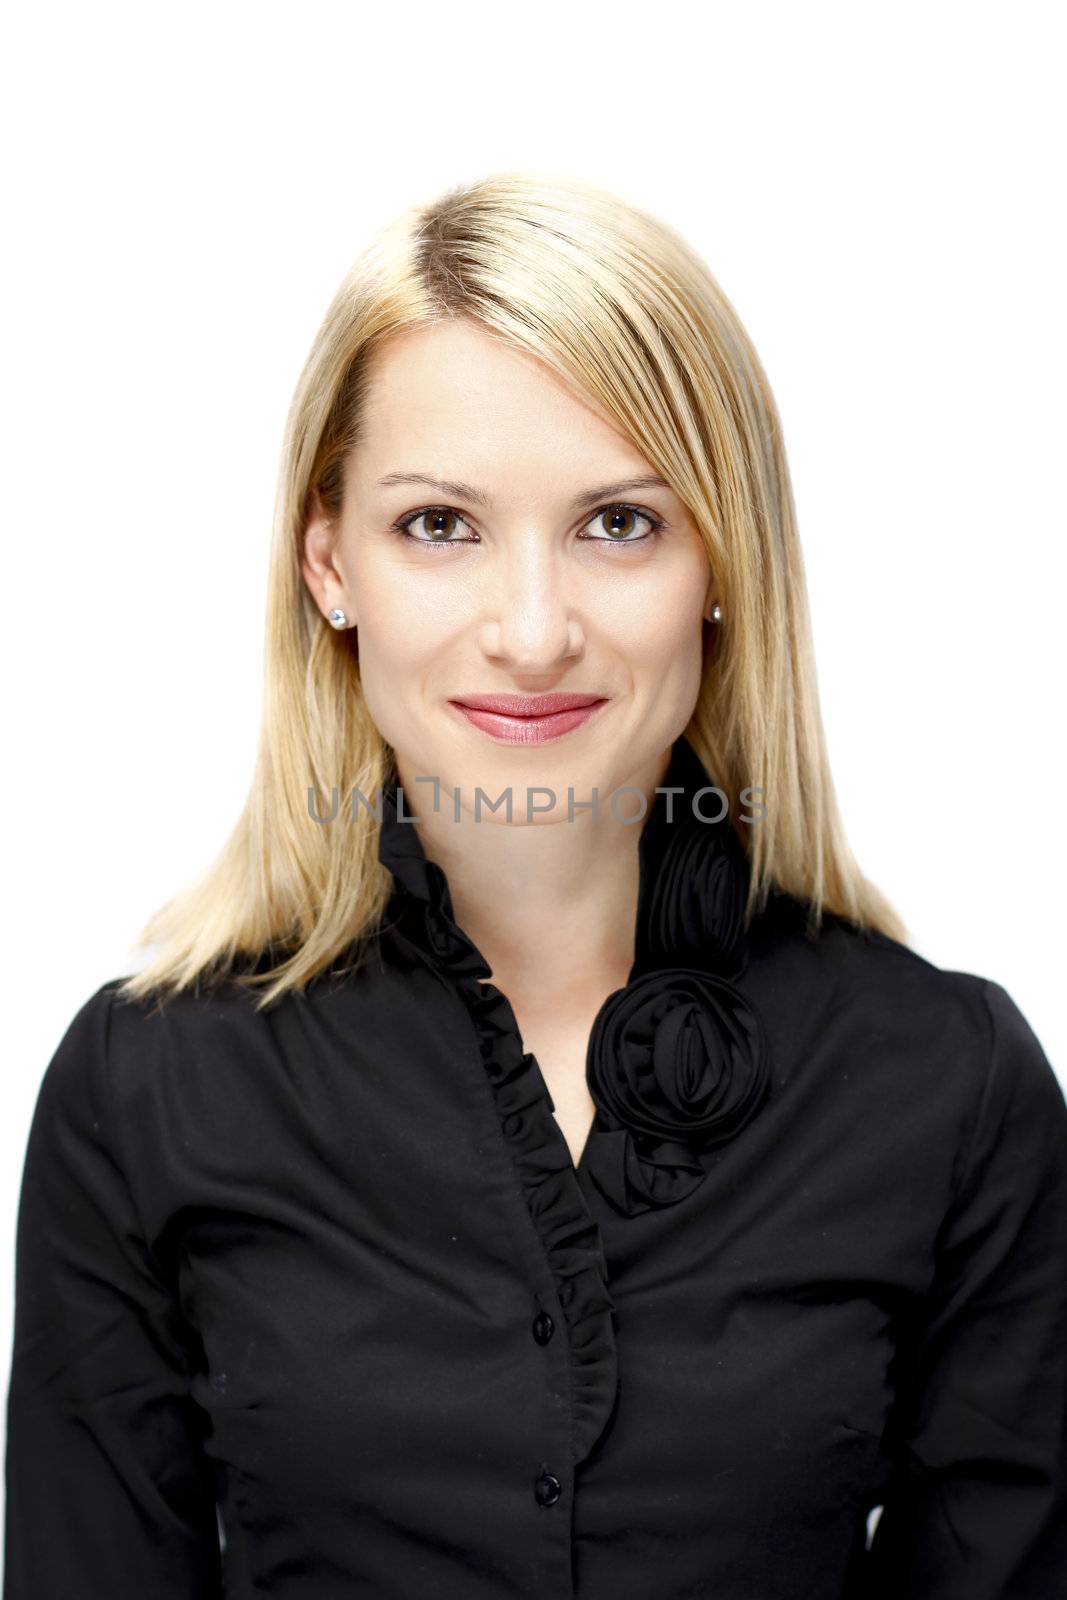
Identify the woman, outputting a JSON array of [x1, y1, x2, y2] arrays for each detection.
[[5, 172, 1065, 1599]]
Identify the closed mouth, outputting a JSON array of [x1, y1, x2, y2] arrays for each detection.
[[449, 694, 608, 718]]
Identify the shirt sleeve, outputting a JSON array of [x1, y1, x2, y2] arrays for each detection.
[[3, 982, 223, 1597], [862, 976, 1067, 1598]]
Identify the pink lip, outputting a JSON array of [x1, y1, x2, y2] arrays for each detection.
[[451, 693, 606, 714], [447, 693, 611, 745]]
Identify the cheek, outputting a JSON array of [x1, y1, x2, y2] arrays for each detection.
[[353, 567, 454, 669], [600, 575, 706, 668], [348, 573, 460, 741], [356, 626, 430, 700]]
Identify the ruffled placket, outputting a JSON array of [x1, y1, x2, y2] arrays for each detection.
[[374, 734, 773, 1467]]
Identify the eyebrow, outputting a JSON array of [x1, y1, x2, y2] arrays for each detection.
[[375, 471, 672, 512]]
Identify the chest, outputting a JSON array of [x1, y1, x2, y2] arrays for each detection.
[[174, 1072, 903, 1591], [479, 958, 637, 1171], [502, 1000, 604, 1171], [147, 969, 953, 1592], [525, 1027, 598, 1170]]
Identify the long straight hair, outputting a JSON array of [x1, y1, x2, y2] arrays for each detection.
[[120, 169, 907, 1013]]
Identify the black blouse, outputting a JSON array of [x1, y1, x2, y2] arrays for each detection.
[[5, 735, 1067, 1599]]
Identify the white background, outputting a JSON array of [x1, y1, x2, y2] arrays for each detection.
[[1, 0, 1064, 1534]]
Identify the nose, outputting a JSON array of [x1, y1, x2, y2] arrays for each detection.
[[478, 533, 583, 672]]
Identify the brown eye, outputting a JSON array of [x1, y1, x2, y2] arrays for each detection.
[[582, 504, 663, 545], [600, 508, 639, 539], [424, 510, 459, 541], [411, 509, 460, 541], [392, 507, 479, 546]]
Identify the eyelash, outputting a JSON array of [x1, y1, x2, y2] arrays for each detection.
[[389, 501, 666, 551]]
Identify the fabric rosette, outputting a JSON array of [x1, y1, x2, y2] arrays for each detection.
[[582, 964, 771, 1216]]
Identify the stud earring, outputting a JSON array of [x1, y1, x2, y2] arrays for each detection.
[[327, 608, 349, 630], [710, 604, 722, 624]]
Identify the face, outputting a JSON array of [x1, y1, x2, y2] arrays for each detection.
[[302, 319, 718, 824]]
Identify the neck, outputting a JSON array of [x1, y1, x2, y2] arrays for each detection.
[[393, 746, 673, 991], [376, 730, 752, 987]]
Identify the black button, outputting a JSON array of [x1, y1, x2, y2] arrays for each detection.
[[531, 1310, 555, 1345], [534, 1470, 562, 1507]]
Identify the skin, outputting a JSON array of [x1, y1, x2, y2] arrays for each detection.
[[303, 319, 719, 1163]]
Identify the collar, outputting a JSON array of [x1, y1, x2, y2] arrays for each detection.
[[376, 733, 751, 981], [375, 734, 770, 1225]]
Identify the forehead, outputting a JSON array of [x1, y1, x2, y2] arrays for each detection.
[[354, 321, 652, 483]]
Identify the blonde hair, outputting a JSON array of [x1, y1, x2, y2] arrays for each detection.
[[120, 168, 907, 1014]]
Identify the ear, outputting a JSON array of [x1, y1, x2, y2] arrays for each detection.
[[301, 487, 358, 626]]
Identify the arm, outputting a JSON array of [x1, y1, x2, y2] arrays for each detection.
[[3, 983, 223, 1596], [862, 977, 1067, 1598]]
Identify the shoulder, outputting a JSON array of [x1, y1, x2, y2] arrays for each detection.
[[33, 973, 299, 1134], [745, 890, 1064, 1167], [745, 886, 996, 1022], [29, 974, 318, 1222], [102, 972, 306, 1109], [65, 953, 418, 1121], [28, 979, 122, 1136]]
